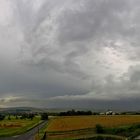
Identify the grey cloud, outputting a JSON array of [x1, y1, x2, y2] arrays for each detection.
[[0, 0, 140, 109], [58, 0, 129, 44]]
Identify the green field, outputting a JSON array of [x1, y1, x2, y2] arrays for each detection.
[[0, 115, 41, 137]]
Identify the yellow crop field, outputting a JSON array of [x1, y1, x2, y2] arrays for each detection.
[[47, 115, 140, 132]]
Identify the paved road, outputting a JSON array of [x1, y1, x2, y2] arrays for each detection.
[[0, 121, 47, 140]]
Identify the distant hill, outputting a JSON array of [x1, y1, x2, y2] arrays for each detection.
[[0, 107, 89, 114], [0, 107, 44, 113]]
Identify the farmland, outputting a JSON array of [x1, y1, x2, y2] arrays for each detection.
[[0, 115, 41, 137], [47, 115, 140, 131], [44, 115, 140, 139]]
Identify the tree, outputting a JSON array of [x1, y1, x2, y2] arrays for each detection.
[[20, 113, 35, 120], [8, 114, 11, 120], [41, 113, 48, 120], [28, 114, 35, 120], [0, 114, 5, 121], [15, 115, 18, 119]]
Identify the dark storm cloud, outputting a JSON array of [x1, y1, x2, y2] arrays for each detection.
[[0, 0, 140, 109]]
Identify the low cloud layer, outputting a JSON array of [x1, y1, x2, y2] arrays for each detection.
[[0, 0, 140, 110]]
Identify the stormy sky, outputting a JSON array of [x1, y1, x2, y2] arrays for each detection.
[[0, 0, 140, 110]]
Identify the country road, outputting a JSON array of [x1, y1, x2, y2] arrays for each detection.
[[0, 121, 47, 140]]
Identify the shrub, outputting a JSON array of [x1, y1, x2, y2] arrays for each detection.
[[95, 124, 104, 133]]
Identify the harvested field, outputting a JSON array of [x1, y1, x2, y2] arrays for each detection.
[[47, 115, 140, 132]]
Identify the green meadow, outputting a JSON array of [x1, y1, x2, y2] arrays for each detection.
[[0, 115, 41, 137]]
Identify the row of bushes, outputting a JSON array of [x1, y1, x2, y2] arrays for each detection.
[[94, 123, 140, 139]]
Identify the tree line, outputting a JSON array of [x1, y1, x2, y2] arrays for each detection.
[[0, 113, 48, 121], [59, 109, 92, 116]]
